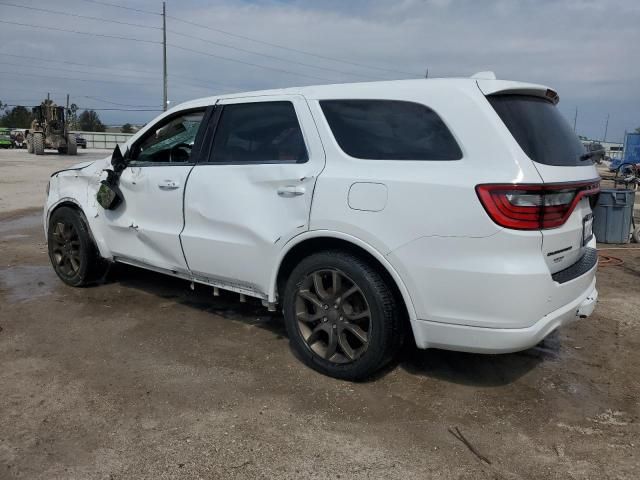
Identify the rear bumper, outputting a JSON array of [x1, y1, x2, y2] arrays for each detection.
[[412, 279, 597, 353]]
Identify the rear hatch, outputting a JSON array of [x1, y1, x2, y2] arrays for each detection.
[[478, 85, 600, 275]]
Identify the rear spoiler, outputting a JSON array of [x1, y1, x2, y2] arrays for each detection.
[[475, 79, 559, 104]]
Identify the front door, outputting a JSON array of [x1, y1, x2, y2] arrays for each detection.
[[101, 108, 209, 273], [180, 95, 325, 296]]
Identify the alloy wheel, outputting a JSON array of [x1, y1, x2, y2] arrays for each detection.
[[295, 269, 371, 363], [50, 221, 82, 277]]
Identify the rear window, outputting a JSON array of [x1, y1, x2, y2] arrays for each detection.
[[319, 100, 462, 160], [488, 94, 587, 166]]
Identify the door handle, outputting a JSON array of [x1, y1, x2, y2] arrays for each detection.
[[277, 185, 306, 197], [158, 180, 180, 190]]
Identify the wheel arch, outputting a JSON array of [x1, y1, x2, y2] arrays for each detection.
[[46, 199, 104, 257], [270, 231, 418, 326]]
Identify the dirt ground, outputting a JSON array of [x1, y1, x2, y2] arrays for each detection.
[[0, 150, 639, 479]]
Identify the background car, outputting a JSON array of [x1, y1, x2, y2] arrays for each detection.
[[0, 128, 13, 148], [75, 134, 87, 149]]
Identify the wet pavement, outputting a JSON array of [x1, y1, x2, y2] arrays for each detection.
[[0, 212, 639, 479]]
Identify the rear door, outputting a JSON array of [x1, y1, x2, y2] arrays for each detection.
[[485, 91, 600, 273], [180, 95, 325, 297]]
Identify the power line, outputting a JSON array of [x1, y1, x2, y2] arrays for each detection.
[[82, 96, 159, 108], [76, 0, 160, 16], [0, 1, 161, 30], [167, 29, 384, 81], [0, 70, 158, 86], [0, 19, 161, 44], [0, 52, 239, 91], [0, 87, 163, 109], [0, 52, 160, 77], [0, 19, 334, 83], [167, 14, 416, 77], [0, 61, 158, 81], [3, 103, 162, 112], [168, 43, 335, 83]]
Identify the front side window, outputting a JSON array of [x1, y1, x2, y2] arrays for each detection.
[[210, 101, 308, 163], [132, 110, 205, 164], [320, 99, 462, 160]]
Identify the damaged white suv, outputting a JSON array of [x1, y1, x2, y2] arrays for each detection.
[[45, 75, 600, 380]]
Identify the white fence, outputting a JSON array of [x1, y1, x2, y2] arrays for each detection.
[[71, 131, 134, 150]]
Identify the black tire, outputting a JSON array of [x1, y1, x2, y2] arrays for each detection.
[[47, 207, 108, 287], [66, 134, 77, 155], [33, 133, 44, 155], [283, 250, 402, 380]]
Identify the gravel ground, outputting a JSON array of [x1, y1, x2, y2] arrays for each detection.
[[0, 149, 639, 479], [0, 148, 109, 215]]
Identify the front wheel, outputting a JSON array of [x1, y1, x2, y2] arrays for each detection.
[[47, 207, 108, 286], [283, 250, 402, 380]]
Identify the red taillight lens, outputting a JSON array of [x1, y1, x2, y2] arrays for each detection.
[[476, 180, 600, 230]]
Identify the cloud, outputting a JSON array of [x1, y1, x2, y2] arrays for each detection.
[[0, 0, 637, 140]]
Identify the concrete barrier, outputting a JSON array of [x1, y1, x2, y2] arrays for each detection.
[[71, 131, 134, 150]]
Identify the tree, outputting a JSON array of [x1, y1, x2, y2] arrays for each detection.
[[120, 123, 134, 133], [635, 127, 640, 134], [78, 110, 106, 132], [67, 103, 79, 130], [0, 105, 34, 128]]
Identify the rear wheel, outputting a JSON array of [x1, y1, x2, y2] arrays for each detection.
[[283, 250, 402, 380], [47, 207, 108, 286], [66, 134, 77, 155], [33, 133, 44, 155]]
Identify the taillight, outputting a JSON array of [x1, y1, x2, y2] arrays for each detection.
[[476, 180, 600, 230]]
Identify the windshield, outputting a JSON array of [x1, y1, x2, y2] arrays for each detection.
[[488, 94, 587, 166]]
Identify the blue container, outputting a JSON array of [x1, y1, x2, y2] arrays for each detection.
[[592, 189, 635, 244]]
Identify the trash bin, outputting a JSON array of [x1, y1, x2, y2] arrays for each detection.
[[592, 189, 636, 244]]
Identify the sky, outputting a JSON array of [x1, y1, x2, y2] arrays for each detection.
[[0, 0, 638, 142]]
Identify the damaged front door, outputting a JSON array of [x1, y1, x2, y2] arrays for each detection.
[[100, 108, 209, 274]]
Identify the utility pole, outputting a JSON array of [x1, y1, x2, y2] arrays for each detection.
[[573, 107, 578, 132], [66, 93, 69, 111], [603, 113, 609, 142], [162, 1, 167, 112]]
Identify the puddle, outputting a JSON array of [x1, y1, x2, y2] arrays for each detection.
[[0, 214, 42, 234], [0, 265, 58, 303]]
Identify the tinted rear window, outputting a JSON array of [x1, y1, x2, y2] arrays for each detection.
[[320, 100, 462, 160], [488, 94, 586, 166], [210, 101, 308, 163]]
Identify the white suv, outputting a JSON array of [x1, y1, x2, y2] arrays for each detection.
[[44, 76, 600, 380]]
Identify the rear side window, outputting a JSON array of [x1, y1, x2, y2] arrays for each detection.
[[320, 100, 462, 160], [488, 94, 586, 166], [210, 101, 308, 163]]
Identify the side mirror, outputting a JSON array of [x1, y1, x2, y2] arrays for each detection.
[[111, 144, 128, 173]]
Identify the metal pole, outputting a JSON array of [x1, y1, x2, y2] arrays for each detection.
[[162, 1, 167, 112], [573, 107, 577, 132], [603, 113, 609, 142]]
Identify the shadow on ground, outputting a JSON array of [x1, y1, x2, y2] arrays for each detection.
[[105, 263, 547, 387]]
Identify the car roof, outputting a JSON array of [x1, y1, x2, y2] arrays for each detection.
[[170, 77, 552, 112]]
